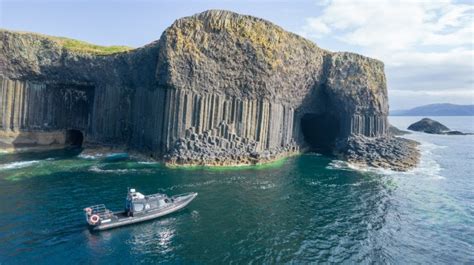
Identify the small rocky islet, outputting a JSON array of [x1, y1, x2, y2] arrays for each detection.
[[389, 124, 411, 136], [408, 118, 472, 135], [0, 10, 419, 171]]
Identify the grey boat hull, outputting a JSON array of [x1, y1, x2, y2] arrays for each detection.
[[90, 192, 197, 231]]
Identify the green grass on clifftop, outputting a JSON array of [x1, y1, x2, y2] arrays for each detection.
[[1, 29, 134, 55], [54, 37, 133, 55]]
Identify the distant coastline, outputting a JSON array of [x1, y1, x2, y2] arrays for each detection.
[[391, 103, 474, 116]]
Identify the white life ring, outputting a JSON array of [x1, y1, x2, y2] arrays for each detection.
[[90, 214, 100, 224]]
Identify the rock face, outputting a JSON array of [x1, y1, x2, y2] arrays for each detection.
[[337, 136, 419, 171], [0, 10, 419, 170], [389, 125, 410, 136], [408, 118, 450, 134], [408, 118, 471, 135]]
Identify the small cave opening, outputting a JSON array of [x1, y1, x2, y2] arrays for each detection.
[[301, 113, 340, 152], [65, 129, 84, 147]]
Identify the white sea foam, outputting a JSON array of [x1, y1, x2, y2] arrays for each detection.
[[78, 153, 104, 159], [88, 165, 155, 174], [0, 160, 40, 170], [89, 165, 138, 174], [405, 140, 444, 179], [326, 139, 445, 179], [138, 161, 158, 165], [326, 160, 362, 171], [167, 180, 218, 191], [256, 181, 276, 190]]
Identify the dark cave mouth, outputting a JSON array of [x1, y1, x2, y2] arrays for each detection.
[[65, 129, 84, 147], [301, 113, 340, 152]]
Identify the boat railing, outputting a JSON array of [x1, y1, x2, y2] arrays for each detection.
[[87, 204, 113, 219], [145, 193, 167, 200], [171, 192, 196, 200]]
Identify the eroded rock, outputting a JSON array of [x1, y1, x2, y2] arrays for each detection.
[[389, 125, 410, 136], [0, 10, 420, 170], [336, 136, 420, 171]]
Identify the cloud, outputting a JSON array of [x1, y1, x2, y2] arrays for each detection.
[[299, 0, 474, 108], [301, 18, 331, 37], [301, 0, 473, 52]]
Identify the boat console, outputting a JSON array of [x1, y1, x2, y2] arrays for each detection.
[[83, 188, 197, 231]]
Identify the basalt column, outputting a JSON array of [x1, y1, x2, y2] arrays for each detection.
[[0, 77, 94, 146], [156, 88, 298, 165], [324, 52, 389, 140]]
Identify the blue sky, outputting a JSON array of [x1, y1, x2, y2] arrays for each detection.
[[1, 0, 473, 109]]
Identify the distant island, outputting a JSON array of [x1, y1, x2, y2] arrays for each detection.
[[391, 103, 474, 116], [407, 118, 472, 135]]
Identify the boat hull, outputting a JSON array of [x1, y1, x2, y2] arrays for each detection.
[[90, 192, 197, 231]]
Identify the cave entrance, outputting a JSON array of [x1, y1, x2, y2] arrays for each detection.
[[65, 129, 84, 147], [301, 113, 340, 152]]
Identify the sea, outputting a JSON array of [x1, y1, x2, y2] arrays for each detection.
[[0, 116, 473, 264]]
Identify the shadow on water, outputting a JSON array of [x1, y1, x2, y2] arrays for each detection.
[[0, 147, 83, 163]]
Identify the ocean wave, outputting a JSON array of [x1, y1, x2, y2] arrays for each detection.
[[326, 160, 362, 171], [326, 140, 445, 179], [256, 181, 276, 190], [166, 180, 218, 191], [406, 140, 444, 179], [0, 160, 40, 170], [88, 165, 154, 174], [89, 165, 137, 174], [375, 139, 445, 179], [78, 153, 104, 160], [138, 161, 159, 165]]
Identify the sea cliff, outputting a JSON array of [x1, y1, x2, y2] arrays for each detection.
[[0, 10, 419, 170]]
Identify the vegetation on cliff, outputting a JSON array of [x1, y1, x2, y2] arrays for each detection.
[[53, 37, 133, 55], [0, 29, 133, 55], [164, 10, 318, 69]]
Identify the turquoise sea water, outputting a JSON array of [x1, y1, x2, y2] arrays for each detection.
[[0, 116, 473, 264]]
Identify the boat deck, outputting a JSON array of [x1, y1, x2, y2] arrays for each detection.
[[87, 192, 198, 231]]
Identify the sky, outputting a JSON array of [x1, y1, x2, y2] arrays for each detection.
[[1, 0, 473, 110]]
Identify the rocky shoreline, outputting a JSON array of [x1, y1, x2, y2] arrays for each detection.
[[1, 133, 420, 172], [336, 135, 420, 171], [163, 123, 300, 166], [164, 126, 421, 170], [389, 125, 411, 136]]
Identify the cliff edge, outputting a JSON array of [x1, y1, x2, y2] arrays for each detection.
[[0, 10, 419, 170]]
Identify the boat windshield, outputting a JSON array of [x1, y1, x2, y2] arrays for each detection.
[[133, 203, 144, 212]]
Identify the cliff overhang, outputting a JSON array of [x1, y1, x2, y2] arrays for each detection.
[[0, 10, 419, 171]]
